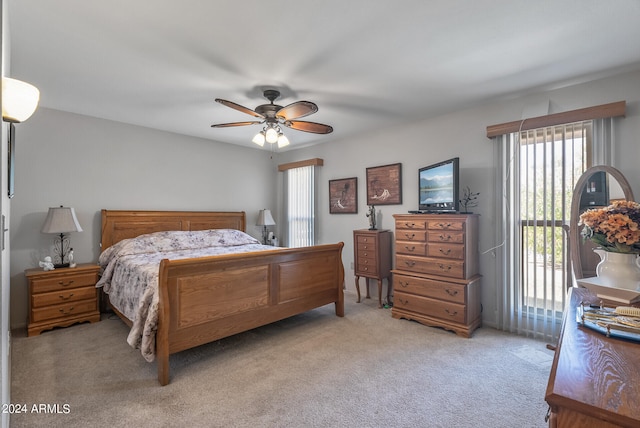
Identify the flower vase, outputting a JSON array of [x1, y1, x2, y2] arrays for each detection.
[[593, 249, 640, 291]]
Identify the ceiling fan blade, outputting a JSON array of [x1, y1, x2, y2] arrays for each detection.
[[215, 99, 265, 119], [284, 120, 333, 134], [211, 121, 263, 128], [276, 101, 318, 120]]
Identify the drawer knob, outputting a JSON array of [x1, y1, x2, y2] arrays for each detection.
[[438, 264, 452, 271], [58, 293, 74, 300], [404, 260, 416, 268], [59, 307, 75, 315], [398, 298, 409, 305], [438, 247, 451, 255], [399, 281, 410, 288], [58, 280, 75, 287], [439, 234, 452, 241], [404, 246, 415, 252], [404, 222, 416, 229], [445, 289, 458, 297], [445, 309, 458, 317], [437, 222, 452, 229], [404, 233, 416, 240]]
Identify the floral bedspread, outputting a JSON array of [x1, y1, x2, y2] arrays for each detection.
[[96, 229, 275, 362]]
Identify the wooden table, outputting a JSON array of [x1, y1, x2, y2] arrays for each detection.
[[545, 287, 640, 427]]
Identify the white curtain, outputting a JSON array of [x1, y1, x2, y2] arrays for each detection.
[[283, 165, 316, 248]]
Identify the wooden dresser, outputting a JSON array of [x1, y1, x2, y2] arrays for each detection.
[[25, 263, 101, 336], [545, 287, 640, 427], [391, 213, 481, 337], [353, 229, 392, 308]]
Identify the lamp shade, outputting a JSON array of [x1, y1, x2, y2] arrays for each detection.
[[2, 77, 40, 123], [252, 131, 266, 146], [41, 206, 83, 234], [256, 209, 275, 226]]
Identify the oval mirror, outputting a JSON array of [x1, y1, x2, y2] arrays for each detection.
[[569, 165, 635, 281]]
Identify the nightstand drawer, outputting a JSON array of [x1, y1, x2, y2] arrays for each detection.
[[394, 292, 466, 323], [31, 299, 98, 323], [32, 285, 97, 308], [30, 272, 98, 293], [25, 263, 102, 336]]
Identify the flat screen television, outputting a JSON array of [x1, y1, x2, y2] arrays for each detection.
[[417, 157, 459, 213]]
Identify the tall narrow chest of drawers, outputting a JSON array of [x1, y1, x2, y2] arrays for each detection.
[[391, 214, 481, 337], [353, 229, 392, 308], [25, 263, 101, 336]]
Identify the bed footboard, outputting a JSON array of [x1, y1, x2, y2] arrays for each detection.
[[155, 242, 345, 385]]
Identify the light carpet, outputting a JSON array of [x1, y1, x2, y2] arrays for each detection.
[[11, 292, 554, 427]]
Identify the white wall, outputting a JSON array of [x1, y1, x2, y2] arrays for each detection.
[[278, 70, 640, 328], [8, 70, 640, 332], [9, 108, 280, 329]]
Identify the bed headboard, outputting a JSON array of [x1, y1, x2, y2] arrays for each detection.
[[100, 210, 247, 250]]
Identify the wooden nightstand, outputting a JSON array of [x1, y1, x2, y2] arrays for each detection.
[[25, 263, 101, 336], [353, 229, 392, 308]]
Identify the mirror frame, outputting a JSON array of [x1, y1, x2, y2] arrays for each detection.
[[569, 165, 635, 280]]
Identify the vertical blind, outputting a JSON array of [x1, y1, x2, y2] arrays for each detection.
[[285, 165, 315, 247], [494, 119, 612, 342]]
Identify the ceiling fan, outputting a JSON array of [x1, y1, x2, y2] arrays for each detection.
[[211, 89, 333, 147]]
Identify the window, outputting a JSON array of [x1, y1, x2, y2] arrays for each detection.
[[488, 102, 623, 342], [518, 122, 590, 337], [279, 159, 323, 248]]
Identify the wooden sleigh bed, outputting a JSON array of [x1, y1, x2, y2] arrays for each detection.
[[100, 210, 345, 385]]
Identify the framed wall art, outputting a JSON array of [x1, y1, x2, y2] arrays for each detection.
[[329, 177, 358, 214], [366, 163, 402, 205]]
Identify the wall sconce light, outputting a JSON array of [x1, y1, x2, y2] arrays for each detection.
[[2, 77, 40, 123], [2, 77, 40, 198]]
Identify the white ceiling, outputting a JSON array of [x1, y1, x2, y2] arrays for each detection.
[[7, 0, 640, 150]]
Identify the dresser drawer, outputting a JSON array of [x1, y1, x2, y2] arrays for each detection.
[[356, 257, 379, 275], [395, 241, 427, 256], [427, 243, 464, 260], [31, 299, 98, 323], [427, 230, 464, 244], [30, 272, 98, 293], [395, 219, 427, 231], [393, 273, 466, 304], [397, 230, 427, 242], [396, 255, 465, 279], [394, 292, 466, 324], [356, 242, 378, 257], [32, 285, 97, 308], [428, 219, 465, 231]]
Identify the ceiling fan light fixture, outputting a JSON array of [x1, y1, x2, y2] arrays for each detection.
[[252, 131, 265, 146], [265, 127, 279, 144], [277, 134, 290, 148]]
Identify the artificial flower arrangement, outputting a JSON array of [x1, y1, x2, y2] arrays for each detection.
[[579, 200, 640, 254]]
